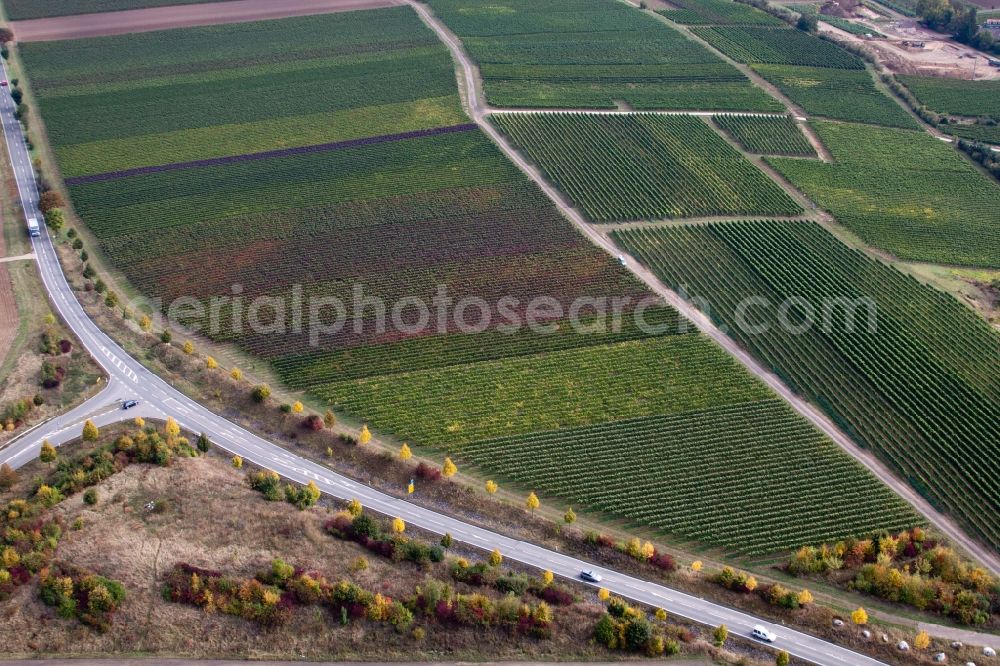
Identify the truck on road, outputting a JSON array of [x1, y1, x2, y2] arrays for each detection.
[[27, 216, 40, 237]]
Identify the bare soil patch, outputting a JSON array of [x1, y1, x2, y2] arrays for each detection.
[[821, 18, 1000, 79], [11, 0, 402, 42]]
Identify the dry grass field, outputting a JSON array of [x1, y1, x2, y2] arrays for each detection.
[[0, 444, 617, 660]]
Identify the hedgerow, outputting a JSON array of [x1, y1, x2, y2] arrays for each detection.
[[163, 560, 412, 629], [39, 563, 125, 632], [787, 528, 998, 625]]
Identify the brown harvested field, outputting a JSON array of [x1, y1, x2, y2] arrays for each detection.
[[10, 0, 402, 42]]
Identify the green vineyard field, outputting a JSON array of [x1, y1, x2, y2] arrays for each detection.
[[613, 221, 1000, 550], [946, 123, 1000, 145], [753, 64, 917, 128], [491, 113, 801, 221], [692, 26, 864, 68], [713, 115, 816, 156], [899, 75, 1000, 120], [658, 0, 785, 25], [769, 121, 1000, 267], [463, 401, 919, 554], [317, 335, 772, 448], [425, 0, 782, 111], [21, 9, 465, 177]]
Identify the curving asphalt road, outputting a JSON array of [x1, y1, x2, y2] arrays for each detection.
[[0, 20, 977, 663]]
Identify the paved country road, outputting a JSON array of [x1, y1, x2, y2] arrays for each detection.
[[0, 56, 890, 666]]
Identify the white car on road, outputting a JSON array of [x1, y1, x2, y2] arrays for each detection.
[[580, 569, 603, 583], [752, 625, 777, 642]]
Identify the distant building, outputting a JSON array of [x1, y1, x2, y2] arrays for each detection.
[[982, 18, 1000, 36]]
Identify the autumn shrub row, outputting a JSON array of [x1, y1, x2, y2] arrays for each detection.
[[39, 563, 125, 632], [185, 556, 560, 637], [162, 559, 412, 629], [1, 396, 41, 432], [448, 558, 577, 606], [787, 529, 998, 625], [1, 507, 63, 601], [413, 577, 554, 637], [584, 531, 677, 573], [713, 565, 814, 610], [245, 469, 320, 510], [594, 595, 680, 656], [325, 511, 445, 565]]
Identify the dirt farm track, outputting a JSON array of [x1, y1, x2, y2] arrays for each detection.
[[8, 0, 402, 41]]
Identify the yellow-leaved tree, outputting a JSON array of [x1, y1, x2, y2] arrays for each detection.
[[182, 341, 194, 354], [399, 443, 412, 461], [564, 506, 576, 524], [139, 314, 152, 332], [392, 517, 406, 534], [641, 541, 655, 560], [442, 457, 457, 478], [358, 425, 371, 445], [485, 479, 498, 494], [851, 607, 868, 625], [291, 401, 303, 414], [797, 589, 814, 606], [231, 455, 243, 469], [230, 367, 243, 381], [82, 419, 99, 442], [40, 440, 57, 463], [134, 416, 145, 428], [655, 608, 667, 622], [598, 588, 610, 601], [913, 630, 930, 650], [206, 356, 218, 369], [542, 570, 554, 586], [347, 498, 363, 517], [165, 417, 181, 438], [526, 491, 540, 513], [488, 548, 502, 567], [691, 560, 703, 573]]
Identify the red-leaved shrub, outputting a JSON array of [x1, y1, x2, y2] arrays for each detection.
[[415, 462, 441, 481]]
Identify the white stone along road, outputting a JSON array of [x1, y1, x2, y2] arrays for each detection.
[[0, 20, 979, 664]]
